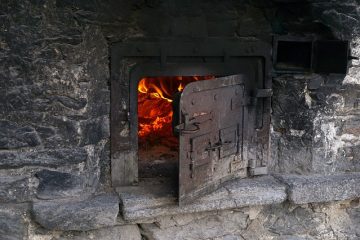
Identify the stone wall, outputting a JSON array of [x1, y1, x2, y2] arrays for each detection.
[[0, 0, 359, 239]]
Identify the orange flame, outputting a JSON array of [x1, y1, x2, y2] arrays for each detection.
[[138, 76, 215, 141], [178, 83, 184, 92]]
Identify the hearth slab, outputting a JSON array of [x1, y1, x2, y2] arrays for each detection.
[[275, 172, 360, 204], [117, 176, 287, 221]]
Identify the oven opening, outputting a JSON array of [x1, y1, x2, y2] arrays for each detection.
[[137, 76, 215, 179]]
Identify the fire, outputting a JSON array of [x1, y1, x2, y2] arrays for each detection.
[[138, 76, 215, 141], [178, 83, 184, 92]]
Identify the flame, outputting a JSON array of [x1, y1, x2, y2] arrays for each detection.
[[138, 76, 215, 141], [178, 83, 184, 92]]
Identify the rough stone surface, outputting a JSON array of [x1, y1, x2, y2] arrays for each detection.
[[32, 193, 119, 231], [276, 173, 360, 204], [140, 200, 360, 240], [140, 210, 250, 240], [56, 225, 142, 240], [35, 169, 86, 200], [0, 120, 41, 150], [0, 206, 27, 240], [119, 176, 287, 221], [0, 176, 36, 203], [0, 148, 88, 168], [1, 0, 360, 239]]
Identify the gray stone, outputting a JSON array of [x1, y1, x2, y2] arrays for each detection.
[[57, 225, 142, 240], [273, 236, 312, 240], [32, 193, 119, 231], [54, 96, 87, 110], [275, 173, 360, 204], [118, 176, 286, 221], [36, 169, 86, 200], [0, 208, 26, 240], [80, 116, 110, 146], [0, 120, 41, 149], [0, 176, 35, 202], [307, 76, 324, 90], [171, 16, 207, 37], [263, 204, 327, 236], [140, 210, 249, 240], [0, 148, 87, 168], [236, 5, 272, 38]]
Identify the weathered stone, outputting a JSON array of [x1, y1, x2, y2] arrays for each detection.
[[34, 125, 57, 139], [170, 16, 207, 37], [0, 120, 41, 149], [36, 169, 86, 200], [0, 176, 35, 203], [140, 210, 249, 240], [80, 116, 110, 146], [1, 0, 360, 239], [275, 173, 360, 204], [270, 134, 312, 174], [54, 96, 87, 110], [57, 225, 142, 240], [0, 148, 87, 168], [307, 75, 324, 90], [118, 176, 286, 221], [236, 5, 272, 38], [0, 208, 27, 240], [264, 204, 327, 236], [32, 193, 119, 231]]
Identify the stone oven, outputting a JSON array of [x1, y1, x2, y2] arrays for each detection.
[[110, 40, 272, 203], [1, 0, 360, 239]]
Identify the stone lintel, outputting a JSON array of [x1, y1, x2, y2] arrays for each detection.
[[32, 193, 119, 231], [275, 172, 360, 204], [117, 176, 287, 221]]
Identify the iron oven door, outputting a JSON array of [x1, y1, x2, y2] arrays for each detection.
[[178, 75, 248, 205]]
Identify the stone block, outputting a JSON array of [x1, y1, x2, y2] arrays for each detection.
[[0, 207, 27, 240], [57, 225, 141, 240], [80, 116, 110, 146], [140, 210, 249, 240], [307, 76, 324, 90], [0, 176, 35, 203], [32, 193, 119, 231], [35, 169, 86, 200], [118, 176, 287, 221], [275, 173, 360, 204], [0, 148, 87, 168], [171, 16, 207, 37], [0, 120, 41, 150], [54, 95, 87, 110]]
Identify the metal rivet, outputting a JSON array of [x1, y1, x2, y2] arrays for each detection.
[[214, 94, 217, 100]]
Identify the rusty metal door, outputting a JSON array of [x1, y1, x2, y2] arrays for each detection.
[[177, 75, 248, 205]]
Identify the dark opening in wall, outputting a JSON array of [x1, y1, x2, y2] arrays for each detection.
[[276, 41, 312, 70], [313, 41, 349, 74]]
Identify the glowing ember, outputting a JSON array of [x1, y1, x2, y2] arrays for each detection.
[[138, 76, 215, 141]]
